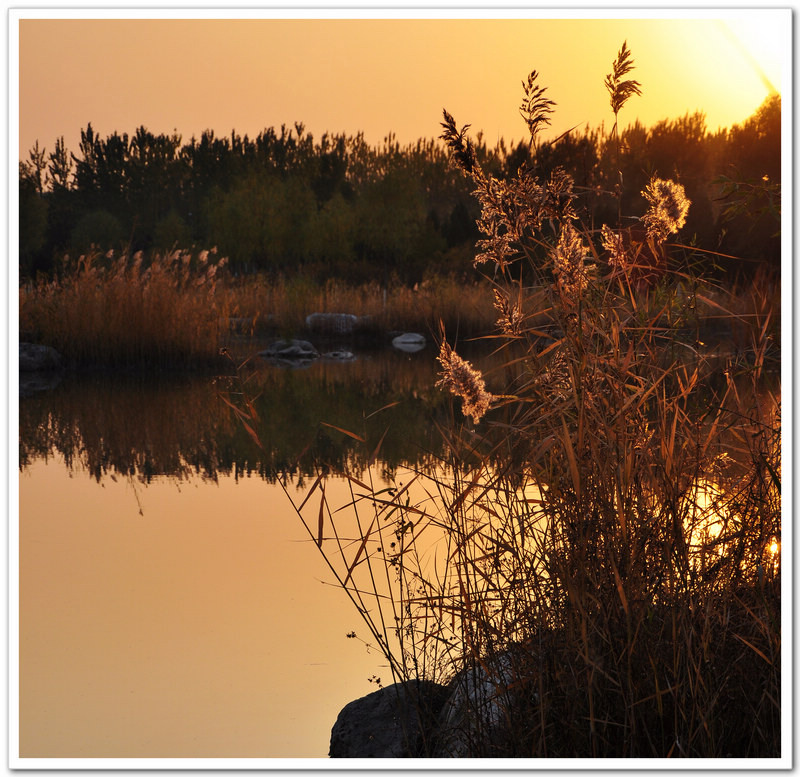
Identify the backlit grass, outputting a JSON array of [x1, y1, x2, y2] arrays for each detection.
[[224, 43, 782, 759]]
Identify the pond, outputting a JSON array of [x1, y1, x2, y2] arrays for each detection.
[[17, 340, 498, 761], [16, 334, 780, 762]]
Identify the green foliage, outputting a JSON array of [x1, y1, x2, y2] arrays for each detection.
[[153, 209, 191, 251], [18, 175, 48, 276], [69, 209, 125, 255], [207, 173, 319, 272], [311, 193, 358, 274], [711, 95, 782, 269], [19, 94, 780, 282], [354, 166, 444, 284]]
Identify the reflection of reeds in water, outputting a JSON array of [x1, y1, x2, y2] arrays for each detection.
[[226, 46, 781, 758], [19, 374, 238, 482], [20, 350, 501, 484]]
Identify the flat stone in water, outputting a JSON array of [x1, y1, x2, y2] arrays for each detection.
[[305, 313, 359, 335], [392, 333, 426, 354]]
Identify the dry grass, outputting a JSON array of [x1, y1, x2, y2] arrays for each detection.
[[220, 274, 495, 339], [19, 249, 231, 368], [223, 45, 782, 759], [20, 256, 498, 367], [19, 243, 775, 373]]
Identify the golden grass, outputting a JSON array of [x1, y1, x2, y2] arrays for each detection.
[[220, 45, 782, 758], [20, 255, 499, 367], [220, 274, 496, 339], [19, 249, 231, 368], [223, 259, 781, 757]]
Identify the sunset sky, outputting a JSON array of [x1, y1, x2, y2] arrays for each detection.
[[14, 10, 790, 163]]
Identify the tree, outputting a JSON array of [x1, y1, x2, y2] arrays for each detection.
[[19, 171, 48, 275], [48, 137, 73, 191]]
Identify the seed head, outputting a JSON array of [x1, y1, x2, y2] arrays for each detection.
[[440, 109, 478, 175], [605, 41, 642, 117], [493, 289, 523, 336], [641, 177, 690, 242], [552, 223, 590, 300], [520, 70, 556, 141], [436, 341, 493, 423], [600, 225, 628, 269]]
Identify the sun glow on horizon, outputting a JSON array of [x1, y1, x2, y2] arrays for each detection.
[[16, 14, 789, 160], [615, 17, 786, 141]]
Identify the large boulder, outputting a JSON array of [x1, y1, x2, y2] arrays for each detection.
[[433, 653, 522, 757], [330, 651, 539, 758], [329, 680, 450, 758], [306, 313, 360, 336], [19, 343, 62, 371]]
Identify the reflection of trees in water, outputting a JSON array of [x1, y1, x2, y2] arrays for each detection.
[[19, 373, 236, 482], [19, 351, 491, 484], [19, 346, 774, 487]]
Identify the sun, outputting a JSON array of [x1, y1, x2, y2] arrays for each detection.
[[717, 18, 785, 97]]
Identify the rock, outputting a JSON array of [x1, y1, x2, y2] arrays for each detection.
[[329, 680, 450, 758], [19, 371, 63, 397], [258, 339, 319, 367], [19, 343, 62, 371], [330, 655, 536, 758], [392, 333, 426, 354], [434, 654, 517, 757], [306, 313, 359, 336]]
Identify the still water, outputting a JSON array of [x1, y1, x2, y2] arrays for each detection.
[[18, 344, 481, 759], [19, 340, 769, 760]]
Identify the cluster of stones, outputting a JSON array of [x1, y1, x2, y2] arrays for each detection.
[[258, 318, 427, 368], [330, 653, 527, 758]]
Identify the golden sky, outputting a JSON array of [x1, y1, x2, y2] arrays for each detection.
[[15, 12, 789, 161]]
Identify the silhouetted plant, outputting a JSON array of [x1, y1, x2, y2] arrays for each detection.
[[226, 43, 781, 759]]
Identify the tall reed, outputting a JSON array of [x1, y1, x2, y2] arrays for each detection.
[[224, 43, 781, 759], [19, 248, 230, 368]]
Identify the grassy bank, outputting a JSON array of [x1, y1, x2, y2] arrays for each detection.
[[18, 249, 501, 368], [19, 244, 779, 371], [19, 250, 232, 369], [218, 272, 497, 340]]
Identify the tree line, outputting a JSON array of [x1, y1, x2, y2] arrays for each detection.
[[19, 95, 780, 282]]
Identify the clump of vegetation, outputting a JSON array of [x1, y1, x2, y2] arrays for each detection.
[[228, 43, 781, 758], [218, 274, 497, 340], [19, 248, 231, 368], [19, 254, 501, 367]]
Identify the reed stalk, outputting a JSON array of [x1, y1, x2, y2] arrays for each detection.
[[223, 44, 781, 758]]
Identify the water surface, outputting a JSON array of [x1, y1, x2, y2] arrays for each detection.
[[18, 346, 467, 759]]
